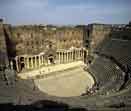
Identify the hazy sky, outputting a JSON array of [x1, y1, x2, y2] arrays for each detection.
[[0, 0, 131, 25]]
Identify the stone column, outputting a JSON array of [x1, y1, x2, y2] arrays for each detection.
[[63, 52, 65, 63], [69, 52, 71, 62], [56, 52, 60, 64], [44, 56, 46, 66], [62, 52, 64, 63], [66, 52, 68, 63], [15, 56, 19, 72], [26, 57, 28, 69], [60, 52, 62, 63], [55, 52, 58, 64], [82, 49, 84, 61], [74, 50, 76, 61], [43, 56, 45, 66], [80, 50, 82, 59], [66, 52, 67, 63], [84, 50, 85, 61], [70, 52, 72, 62], [75, 50, 77, 61], [67, 51, 69, 63], [71, 51, 72, 62], [24, 57, 27, 70], [59, 52, 61, 64], [41, 55, 44, 65], [10, 60, 13, 70], [72, 51, 74, 62], [69, 52, 70, 62], [63, 52, 64, 63], [41, 56, 43, 65], [77, 50, 79, 59], [31, 57, 34, 69], [58, 52, 60, 64], [78, 50, 80, 59], [38, 55, 41, 67], [81, 49, 83, 60], [44, 56, 47, 66], [27, 57, 30, 69], [64, 52, 66, 63], [29, 58, 31, 68], [57, 52, 59, 64], [34, 56, 37, 68], [76, 50, 78, 60]]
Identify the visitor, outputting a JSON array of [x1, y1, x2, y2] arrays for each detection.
[[4, 67, 10, 85], [4, 67, 16, 86]]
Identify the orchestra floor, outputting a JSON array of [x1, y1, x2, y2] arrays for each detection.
[[34, 67, 93, 97]]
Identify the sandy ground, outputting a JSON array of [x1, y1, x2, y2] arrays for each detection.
[[34, 67, 94, 97]]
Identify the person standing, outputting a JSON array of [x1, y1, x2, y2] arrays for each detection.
[[4, 67, 16, 86]]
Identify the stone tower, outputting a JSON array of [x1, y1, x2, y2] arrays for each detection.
[[0, 19, 9, 69]]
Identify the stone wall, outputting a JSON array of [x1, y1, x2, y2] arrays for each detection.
[[86, 23, 131, 54], [10, 25, 84, 56], [1, 19, 131, 72], [88, 24, 112, 52], [0, 20, 86, 72]]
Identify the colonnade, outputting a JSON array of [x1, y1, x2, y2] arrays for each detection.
[[56, 48, 84, 64], [15, 55, 47, 72], [13, 48, 87, 72]]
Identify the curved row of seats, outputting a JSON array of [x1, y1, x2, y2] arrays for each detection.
[[119, 57, 131, 71], [90, 38, 131, 91], [123, 79, 131, 89], [99, 39, 131, 68], [88, 56, 124, 94]]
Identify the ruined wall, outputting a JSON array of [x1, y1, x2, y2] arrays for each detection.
[[88, 24, 112, 52], [86, 23, 131, 55], [111, 26, 131, 40], [55, 27, 83, 49], [8, 25, 83, 56], [11, 25, 49, 55]]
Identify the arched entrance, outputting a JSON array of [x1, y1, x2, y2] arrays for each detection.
[[45, 46, 56, 65], [48, 54, 55, 64]]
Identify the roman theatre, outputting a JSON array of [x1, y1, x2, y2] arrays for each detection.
[[0, 20, 95, 98], [16, 47, 94, 97], [1, 19, 131, 110]]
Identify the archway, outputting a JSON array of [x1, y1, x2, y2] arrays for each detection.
[[48, 54, 55, 64]]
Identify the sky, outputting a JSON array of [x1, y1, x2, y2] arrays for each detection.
[[0, 0, 131, 25]]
